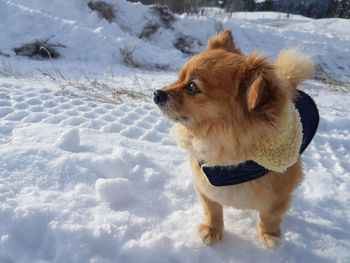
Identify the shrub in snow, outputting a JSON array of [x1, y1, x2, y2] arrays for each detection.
[[13, 40, 64, 60], [151, 5, 175, 28], [95, 178, 132, 209], [139, 5, 175, 39], [119, 46, 139, 68], [173, 34, 198, 55], [139, 22, 161, 39], [88, 1, 116, 23]]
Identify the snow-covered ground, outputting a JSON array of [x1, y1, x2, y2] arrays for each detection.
[[0, 1, 350, 262]]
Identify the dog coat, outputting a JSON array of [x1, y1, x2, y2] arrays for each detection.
[[200, 90, 319, 187]]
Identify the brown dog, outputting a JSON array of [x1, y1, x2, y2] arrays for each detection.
[[154, 30, 314, 247]]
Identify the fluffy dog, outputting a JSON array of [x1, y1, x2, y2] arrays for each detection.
[[154, 30, 315, 247]]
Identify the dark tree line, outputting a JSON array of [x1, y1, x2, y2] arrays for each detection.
[[260, 0, 350, 18], [327, 0, 350, 18], [128, 0, 256, 13], [127, 0, 350, 18]]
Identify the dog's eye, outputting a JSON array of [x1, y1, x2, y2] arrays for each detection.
[[185, 81, 201, 95]]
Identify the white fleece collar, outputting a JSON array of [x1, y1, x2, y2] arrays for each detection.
[[250, 101, 303, 173]]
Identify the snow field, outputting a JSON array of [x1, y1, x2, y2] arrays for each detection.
[[96, 177, 132, 209], [0, 77, 349, 263], [0, 79, 189, 262]]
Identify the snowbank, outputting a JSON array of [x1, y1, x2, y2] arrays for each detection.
[[1, 0, 350, 82]]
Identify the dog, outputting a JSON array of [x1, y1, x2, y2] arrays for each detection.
[[154, 30, 318, 247]]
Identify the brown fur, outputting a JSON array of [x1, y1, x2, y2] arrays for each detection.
[[159, 30, 314, 247]]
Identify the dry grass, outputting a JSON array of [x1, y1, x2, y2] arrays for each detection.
[[214, 20, 224, 34], [35, 66, 153, 105], [314, 77, 350, 93], [119, 46, 140, 68], [88, 1, 115, 23], [312, 63, 350, 92], [61, 79, 148, 105], [0, 57, 153, 105], [0, 59, 25, 78], [119, 46, 169, 70]]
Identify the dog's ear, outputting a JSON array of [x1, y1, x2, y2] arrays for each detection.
[[243, 54, 274, 112], [247, 74, 267, 111], [207, 30, 241, 54]]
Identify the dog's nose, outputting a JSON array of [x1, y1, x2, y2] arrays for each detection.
[[153, 90, 168, 105]]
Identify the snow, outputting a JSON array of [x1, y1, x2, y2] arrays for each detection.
[[95, 178, 133, 209], [55, 128, 81, 152], [0, 0, 350, 262]]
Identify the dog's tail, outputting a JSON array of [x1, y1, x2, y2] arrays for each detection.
[[275, 49, 314, 89]]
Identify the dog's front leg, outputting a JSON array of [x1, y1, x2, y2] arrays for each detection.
[[196, 188, 224, 244], [257, 197, 291, 247]]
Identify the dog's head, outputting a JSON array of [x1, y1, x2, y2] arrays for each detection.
[[154, 30, 289, 131]]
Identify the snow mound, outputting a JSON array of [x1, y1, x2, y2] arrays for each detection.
[[95, 177, 133, 209], [55, 128, 80, 152], [88, 154, 129, 178]]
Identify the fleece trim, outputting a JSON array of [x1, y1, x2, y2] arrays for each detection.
[[200, 90, 319, 187], [250, 101, 302, 173]]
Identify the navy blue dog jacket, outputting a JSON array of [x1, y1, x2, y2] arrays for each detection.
[[199, 90, 319, 187]]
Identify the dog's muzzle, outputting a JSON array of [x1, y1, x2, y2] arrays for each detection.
[[153, 90, 168, 106]]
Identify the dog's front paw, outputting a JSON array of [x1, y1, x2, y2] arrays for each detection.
[[257, 219, 282, 247], [257, 228, 282, 248], [198, 224, 223, 245], [258, 232, 282, 248]]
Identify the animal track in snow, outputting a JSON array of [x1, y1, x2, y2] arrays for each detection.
[[0, 83, 171, 145]]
